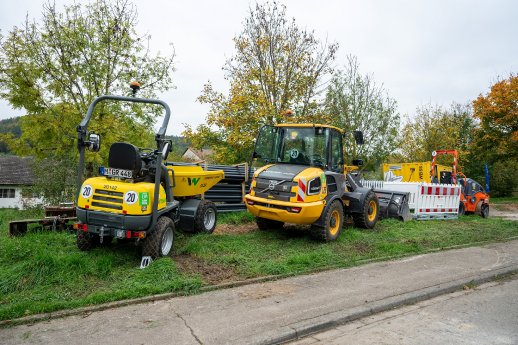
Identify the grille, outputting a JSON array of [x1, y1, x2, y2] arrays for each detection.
[[91, 188, 124, 210], [252, 178, 296, 202]]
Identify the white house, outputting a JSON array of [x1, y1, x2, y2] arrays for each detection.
[[182, 147, 214, 162], [0, 156, 39, 209]]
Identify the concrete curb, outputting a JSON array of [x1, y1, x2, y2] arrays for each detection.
[[2, 237, 518, 328], [263, 264, 518, 345]]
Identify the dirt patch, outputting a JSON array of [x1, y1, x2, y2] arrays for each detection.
[[352, 242, 374, 255], [174, 255, 241, 285], [214, 222, 258, 235], [491, 204, 518, 221]]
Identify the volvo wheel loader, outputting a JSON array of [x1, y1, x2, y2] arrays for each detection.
[[75, 84, 223, 260], [245, 124, 379, 241]]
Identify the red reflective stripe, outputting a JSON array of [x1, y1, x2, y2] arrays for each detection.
[[426, 209, 430, 212], [427, 187, 432, 195], [298, 179, 306, 193], [443, 187, 447, 195], [421, 186, 425, 194], [448, 208, 452, 212]]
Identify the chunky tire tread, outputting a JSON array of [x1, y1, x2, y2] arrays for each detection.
[[310, 200, 344, 242], [352, 191, 379, 229], [193, 200, 218, 234], [77, 232, 96, 251], [458, 202, 465, 216], [143, 217, 175, 258], [256, 217, 284, 231]]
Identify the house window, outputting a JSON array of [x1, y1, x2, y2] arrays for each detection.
[[0, 188, 16, 198]]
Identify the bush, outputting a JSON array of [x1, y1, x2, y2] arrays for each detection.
[[491, 160, 518, 197]]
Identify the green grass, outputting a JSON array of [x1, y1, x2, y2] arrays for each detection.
[[1, 208, 518, 321], [218, 211, 254, 224], [491, 196, 518, 204]]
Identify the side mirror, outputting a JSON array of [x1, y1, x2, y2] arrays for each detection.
[[352, 158, 364, 167], [87, 133, 101, 152], [354, 131, 364, 145], [161, 141, 172, 160]]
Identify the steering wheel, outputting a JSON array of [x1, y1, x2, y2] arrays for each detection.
[[139, 148, 155, 159], [309, 154, 324, 167]]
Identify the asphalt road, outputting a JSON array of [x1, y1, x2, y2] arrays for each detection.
[[290, 276, 518, 345]]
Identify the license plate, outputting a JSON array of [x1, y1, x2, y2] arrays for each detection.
[[100, 167, 133, 179]]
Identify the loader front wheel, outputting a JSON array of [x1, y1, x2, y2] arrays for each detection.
[[310, 200, 344, 241], [352, 191, 379, 229], [77, 232, 96, 251], [256, 217, 284, 231], [193, 200, 218, 234], [481, 204, 489, 218], [143, 217, 175, 259]]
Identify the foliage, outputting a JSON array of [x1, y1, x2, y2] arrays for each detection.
[[184, 1, 338, 164], [489, 159, 518, 197], [0, 117, 21, 153], [1, 207, 517, 320], [324, 56, 400, 168], [472, 75, 518, 162], [397, 103, 476, 165], [0, 0, 175, 201]]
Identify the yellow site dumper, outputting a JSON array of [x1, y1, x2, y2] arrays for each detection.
[[75, 86, 223, 262], [383, 162, 452, 183]]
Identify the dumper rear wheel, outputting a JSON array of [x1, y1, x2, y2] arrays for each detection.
[[194, 200, 217, 234], [256, 217, 284, 230], [311, 200, 344, 241], [352, 191, 379, 229], [143, 217, 174, 258]]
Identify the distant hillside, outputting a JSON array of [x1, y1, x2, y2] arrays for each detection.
[[0, 117, 21, 153], [166, 135, 190, 159]]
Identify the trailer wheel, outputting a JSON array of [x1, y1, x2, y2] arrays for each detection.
[[143, 217, 174, 258], [311, 200, 344, 241], [256, 217, 284, 231], [77, 232, 96, 251], [481, 204, 489, 218], [352, 191, 379, 229], [194, 200, 218, 234]]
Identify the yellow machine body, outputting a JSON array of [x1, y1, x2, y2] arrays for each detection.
[[167, 165, 224, 197], [383, 162, 452, 183], [77, 177, 166, 216]]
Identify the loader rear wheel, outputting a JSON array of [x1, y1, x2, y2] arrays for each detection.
[[77, 232, 96, 251], [310, 200, 344, 242], [352, 191, 379, 229], [193, 200, 217, 234], [256, 217, 284, 231], [143, 217, 174, 259]]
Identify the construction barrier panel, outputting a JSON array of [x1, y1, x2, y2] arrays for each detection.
[[362, 180, 461, 220], [414, 183, 461, 220]]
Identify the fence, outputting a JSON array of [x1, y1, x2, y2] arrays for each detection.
[[361, 180, 461, 220]]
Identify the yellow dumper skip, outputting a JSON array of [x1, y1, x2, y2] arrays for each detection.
[[167, 165, 224, 197]]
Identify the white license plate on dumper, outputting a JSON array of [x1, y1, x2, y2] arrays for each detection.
[[101, 167, 133, 179]]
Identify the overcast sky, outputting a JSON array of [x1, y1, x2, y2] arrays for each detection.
[[0, 0, 516, 135]]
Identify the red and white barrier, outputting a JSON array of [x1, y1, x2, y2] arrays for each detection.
[[361, 180, 461, 220], [414, 183, 461, 220]]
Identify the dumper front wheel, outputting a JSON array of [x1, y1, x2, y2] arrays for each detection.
[[143, 217, 175, 258], [352, 191, 379, 229], [194, 200, 218, 234], [311, 200, 344, 241]]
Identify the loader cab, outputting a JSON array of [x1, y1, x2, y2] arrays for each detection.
[[251, 124, 345, 173]]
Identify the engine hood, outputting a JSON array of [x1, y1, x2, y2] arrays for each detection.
[[256, 164, 309, 181]]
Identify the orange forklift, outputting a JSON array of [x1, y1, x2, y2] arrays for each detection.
[[430, 150, 490, 217]]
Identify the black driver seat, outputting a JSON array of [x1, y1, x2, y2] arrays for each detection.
[[108, 142, 142, 178]]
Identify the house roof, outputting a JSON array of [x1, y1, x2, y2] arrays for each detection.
[[0, 156, 34, 185], [182, 147, 214, 160]]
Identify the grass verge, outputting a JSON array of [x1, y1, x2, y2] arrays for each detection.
[[1, 208, 517, 321]]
